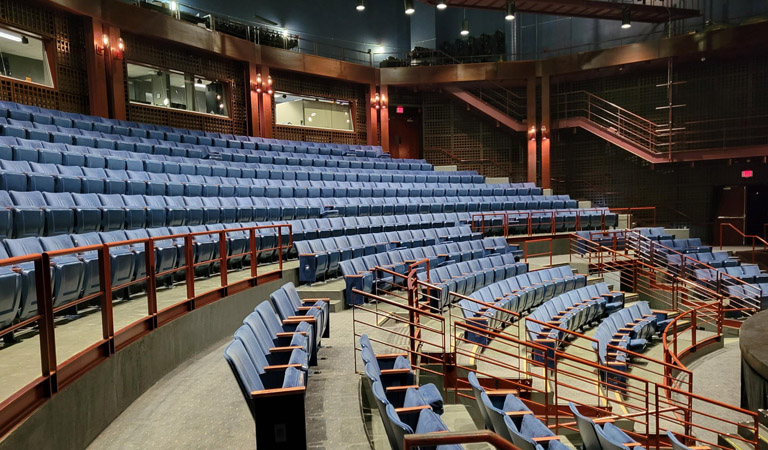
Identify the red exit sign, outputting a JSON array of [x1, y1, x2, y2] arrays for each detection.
[[396, 105, 404, 114], [742, 170, 753, 178]]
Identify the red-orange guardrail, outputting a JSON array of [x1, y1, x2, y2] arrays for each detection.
[[720, 222, 768, 263], [0, 223, 291, 438]]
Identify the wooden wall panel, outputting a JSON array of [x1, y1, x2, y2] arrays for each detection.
[[0, 0, 89, 113]]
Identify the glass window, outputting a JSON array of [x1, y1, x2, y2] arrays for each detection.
[[0, 27, 52, 87], [126, 62, 229, 117], [275, 92, 353, 132]]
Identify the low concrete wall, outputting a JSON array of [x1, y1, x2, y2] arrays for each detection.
[[485, 177, 509, 184], [433, 165, 458, 172], [0, 269, 298, 450]]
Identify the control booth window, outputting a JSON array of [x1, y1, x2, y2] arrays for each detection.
[[127, 63, 229, 117], [0, 27, 53, 87], [275, 93, 354, 131]]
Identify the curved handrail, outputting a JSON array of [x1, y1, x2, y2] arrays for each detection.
[[661, 301, 723, 371], [404, 430, 520, 450], [719, 222, 768, 263]]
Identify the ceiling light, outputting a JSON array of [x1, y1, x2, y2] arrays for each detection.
[[375, 46, 384, 54], [404, 0, 415, 15], [169, 1, 177, 11], [0, 31, 22, 43], [621, 8, 631, 29], [356, 0, 365, 11], [436, 1, 447, 10], [163, 98, 170, 106], [505, 0, 515, 20], [460, 19, 469, 36]]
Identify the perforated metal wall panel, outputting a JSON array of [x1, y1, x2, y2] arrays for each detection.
[[421, 91, 527, 180], [122, 32, 247, 135], [271, 70, 367, 144], [0, 0, 89, 113]]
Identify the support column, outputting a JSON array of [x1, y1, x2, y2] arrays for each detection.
[[247, 63, 261, 136], [379, 85, 389, 153], [259, 66, 273, 139], [541, 74, 551, 189], [84, 18, 108, 118], [366, 84, 379, 146], [526, 76, 537, 184], [105, 25, 126, 121]]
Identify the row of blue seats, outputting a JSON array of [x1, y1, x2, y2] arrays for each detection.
[[0, 190, 586, 239], [650, 238, 711, 255], [593, 302, 672, 390], [0, 222, 294, 329], [570, 402, 650, 450], [342, 239, 517, 306], [694, 265, 768, 285], [0, 158, 547, 198], [224, 283, 330, 449], [467, 372, 568, 450], [459, 267, 587, 345], [0, 100, 392, 160], [0, 122, 435, 171], [296, 226, 464, 283], [526, 283, 625, 366], [633, 227, 673, 241], [360, 335, 456, 450], [573, 231, 626, 254], [666, 251, 739, 269], [420, 255, 526, 311], [0, 136, 448, 179]]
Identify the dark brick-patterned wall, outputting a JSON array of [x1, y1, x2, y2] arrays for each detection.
[[0, 0, 89, 114], [271, 70, 367, 145], [122, 32, 248, 135]]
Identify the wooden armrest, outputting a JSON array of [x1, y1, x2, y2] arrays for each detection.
[[607, 362, 627, 367], [298, 253, 317, 257], [269, 345, 302, 352], [619, 327, 634, 331], [385, 385, 418, 392], [282, 317, 315, 324], [380, 368, 412, 375], [302, 298, 330, 304], [297, 306, 322, 311], [622, 443, 642, 447], [614, 332, 630, 336], [377, 353, 408, 359], [395, 405, 431, 414], [264, 363, 302, 371], [276, 331, 306, 337], [486, 389, 519, 396], [505, 410, 534, 416], [250, 385, 306, 398], [592, 417, 615, 424], [536, 338, 556, 343], [532, 436, 560, 442], [688, 447, 710, 450]]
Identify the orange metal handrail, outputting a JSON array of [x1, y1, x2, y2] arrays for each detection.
[[404, 430, 520, 450], [0, 223, 291, 439], [719, 222, 768, 263]]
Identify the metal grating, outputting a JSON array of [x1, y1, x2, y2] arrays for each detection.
[[422, 91, 526, 180]]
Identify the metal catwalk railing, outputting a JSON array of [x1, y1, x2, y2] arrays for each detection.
[[0, 223, 291, 438], [352, 232, 758, 450]]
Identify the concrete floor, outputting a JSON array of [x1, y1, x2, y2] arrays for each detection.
[[87, 305, 370, 450], [46, 247, 754, 449]]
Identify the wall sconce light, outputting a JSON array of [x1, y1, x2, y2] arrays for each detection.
[[253, 73, 274, 95], [111, 37, 125, 60], [540, 125, 549, 140], [372, 92, 387, 110], [97, 34, 109, 55], [528, 125, 537, 141]]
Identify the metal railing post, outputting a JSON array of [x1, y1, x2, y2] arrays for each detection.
[[98, 245, 115, 355], [146, 239, 158, 328], [184, 235, 195, 301], [36, 254, 57, 396], [219, 230, 228, 288]]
